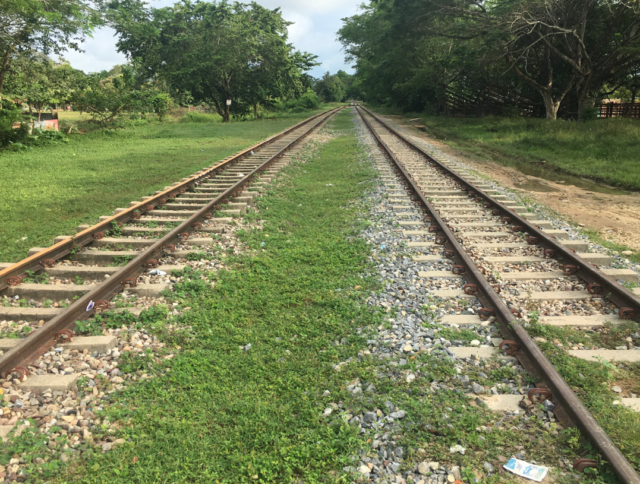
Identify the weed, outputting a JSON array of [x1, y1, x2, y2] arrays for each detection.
[[111, 255, 134, 266], [109, 221, 123, 238], [185, 251, 212, 261], [45, 111, 382, 483], [22, 270, 49, 284]]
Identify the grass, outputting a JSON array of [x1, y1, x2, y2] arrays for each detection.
[[0, 107, 329, 262], [579, 228, 640, 264], [35, 110, 384, 483], [371, 106, 640, 191]]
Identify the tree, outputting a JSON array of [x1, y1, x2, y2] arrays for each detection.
[[0, 0, 102, 100], [109, 0, 316, 122], [339, 0, 640, 120], [492, 0, 640, 118], [69, 66, 171, 126], [314, 72, 346, 102], [4, 53, 85, 118], [339, 0, 486, 112]]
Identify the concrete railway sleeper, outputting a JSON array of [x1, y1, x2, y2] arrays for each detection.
[[0, 108, 341, 445], [355, 106, 640, 483]]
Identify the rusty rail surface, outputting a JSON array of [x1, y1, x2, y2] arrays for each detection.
[[356, 105, 640, 484], [0, 107, 341, 378]]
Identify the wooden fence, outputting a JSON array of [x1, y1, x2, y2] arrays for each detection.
[[445, 85, 640, 119], [597, 103, 640, 119], [445, 86, 543, 118]]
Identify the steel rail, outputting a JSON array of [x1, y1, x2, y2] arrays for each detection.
[[0, 107, 341, 377], [359, 106, 640, 324], [0, 107, 339, 292], [355, 106, 640, 484]]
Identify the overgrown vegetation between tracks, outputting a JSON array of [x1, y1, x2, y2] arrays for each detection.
[[0, 108, 329, 263], [30, 110, 383, 482], [373, 108, 640, 191]]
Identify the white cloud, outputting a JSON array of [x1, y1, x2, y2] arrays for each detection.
[[65, 0, 363, 77], [64, 27, 127, 73]]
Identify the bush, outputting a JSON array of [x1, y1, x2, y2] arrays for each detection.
[[0, 103, 29, 148], [283, 91, 321, 112], [580, 106, 599, 121], [27, 129, 69, 146], [151, 92, 173, 120]]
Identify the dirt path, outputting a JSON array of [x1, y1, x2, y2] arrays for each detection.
[[385, 116, 640, 251]]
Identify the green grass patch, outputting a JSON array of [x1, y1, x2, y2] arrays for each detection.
[[372, 107, 640, 191], [47, 111, 383, 483], [0, 108, 329, 262], [580, 229, 640, 264]]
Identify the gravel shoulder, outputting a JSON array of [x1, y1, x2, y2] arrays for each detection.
[[381, 115, 640, 253]]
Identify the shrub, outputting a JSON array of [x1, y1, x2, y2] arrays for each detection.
[[580, 106, 599, 121], [0, 103, 29, 148], [27, 129, 69, 146], [151, 92, 173, 120], [283, 91, 321, 112]]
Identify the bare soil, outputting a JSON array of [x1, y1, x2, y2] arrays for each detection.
[[391, 118, 640, 251]]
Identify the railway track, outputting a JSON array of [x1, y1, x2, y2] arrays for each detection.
[[0, 107, 340, 447], [355, 106, 640, 483]]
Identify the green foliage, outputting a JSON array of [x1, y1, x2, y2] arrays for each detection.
[[70, 66, 171, 127], [38, 111, 380, 483], [0, 0, 102, 98], [76, 305, 170, 335], [118, 350, 150, 374], [581, 106, 599, 122], [339, 0, 640, 119], [0, 100, 70, 151], [150, 92, 172, 120], [0, 101, 29, 148], [281, 90, 321, 112], [314, 72, 346, 102], [178, 112, 221, 123], [109, 0, 318, 122]]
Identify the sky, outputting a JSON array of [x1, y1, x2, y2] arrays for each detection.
[[63, 0, 364, 78]]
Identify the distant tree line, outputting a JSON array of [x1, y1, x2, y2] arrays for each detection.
[[0, 0, 323, 147], [312, 71, 362, 102], [339, 0, 640, 120]]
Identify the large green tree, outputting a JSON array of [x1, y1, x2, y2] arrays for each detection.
[[4, 54, 85, 118], [339, 0, 489, 113], [109, 0, 316, 121], [340, 0, 640, 120], [0, 0, 101, 100]]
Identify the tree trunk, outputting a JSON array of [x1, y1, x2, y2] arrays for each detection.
[[253, 103, 258, 119], [541, 92, 560, 121], [576, 74, 597, 121], [224, 103, 230, 122]]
